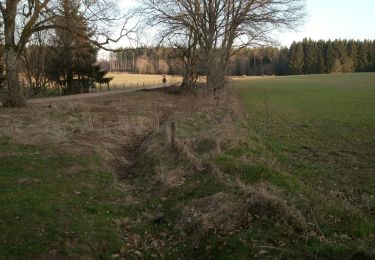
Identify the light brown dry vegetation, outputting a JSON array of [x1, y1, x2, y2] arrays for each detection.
[[0, 86, 243, 175], [135, 87, 249, 178], [179, 186, 306, 237], [0, 91, 179, 171], [0, 86, 309, 257], [107, 72, 183, 87], [111, 87, 309, 245]]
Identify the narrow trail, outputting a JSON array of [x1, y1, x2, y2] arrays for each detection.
[[28, 85, 162, 104]]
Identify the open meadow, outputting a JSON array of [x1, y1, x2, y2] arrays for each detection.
[[34, 73, 184, 98], [0, 73, 374, 258], [232, 72, 375, 256], [106, 72, 183, 88]]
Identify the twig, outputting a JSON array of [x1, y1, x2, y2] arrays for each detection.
[[254, 244, 314, 258]]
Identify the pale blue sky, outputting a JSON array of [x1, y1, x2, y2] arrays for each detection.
[[277, 0, 375, 46], [117, 0, 375, 47]]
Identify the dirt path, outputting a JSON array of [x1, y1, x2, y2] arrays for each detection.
[[28, 85, 161, 104]]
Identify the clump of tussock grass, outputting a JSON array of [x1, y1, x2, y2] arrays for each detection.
[[242, 187, 306, 231], [178, 192, 242, 235], [178, 185, 306, 237], [174, 140, 201, 167], [154, 163, 186, 188]]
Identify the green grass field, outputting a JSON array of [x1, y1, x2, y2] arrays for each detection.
[[236, 73, 374, 187], [0, 142, 131, 258], [229, 72, 375, 255], [1, 72, 374, 258]]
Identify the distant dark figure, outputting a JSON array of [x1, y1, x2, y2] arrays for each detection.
[[162, 74, 167, 85]]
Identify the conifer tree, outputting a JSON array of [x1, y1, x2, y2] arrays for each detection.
[[325, 40, 336, 73], [46, 0, 101, 94], [316, 40, 326, 73], [288, 42, 304, 74]]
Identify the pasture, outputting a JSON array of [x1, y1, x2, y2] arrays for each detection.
[[228, 72, 375, 256], [106, 72, 183, 88], [1, 73, 374, 258]]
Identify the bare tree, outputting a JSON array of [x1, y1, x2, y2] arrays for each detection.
[[22, 32, 50, 96], [0, 0, 137, 107], [141, 0, 305, 92]]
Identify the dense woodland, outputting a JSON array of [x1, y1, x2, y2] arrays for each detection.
[[103, 39, 375, 76], [103, 48, 185, 75]]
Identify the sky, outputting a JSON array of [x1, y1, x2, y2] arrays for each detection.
[[276, 0, 375, 47], [115, 0, 375, 48]]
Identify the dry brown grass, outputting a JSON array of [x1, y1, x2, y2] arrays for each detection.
[[178, 185, 306, 237], [122, 88, 252, 192], [154, 164, 186, 188], [0, 86, 239, 174], [1, 85, 306, 245], [0, 106, 72, 145], [107, 72, 183, 87], [114, 88, 308, 239], [0, 91, 182, 173], [178, 192, 242, 235]]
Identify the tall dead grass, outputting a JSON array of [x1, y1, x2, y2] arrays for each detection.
[[0, 92, 179, 171], [178, 186, 306, 237]]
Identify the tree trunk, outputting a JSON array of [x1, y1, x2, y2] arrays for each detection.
[[3, 47, 25, 107], [180, 77, 193, 93], [206, 70, 226, 96], [181, 59, 195, 93], [2, 1, 26, 107], [206, 52, 227, 92], [66, 68, 73, 94]]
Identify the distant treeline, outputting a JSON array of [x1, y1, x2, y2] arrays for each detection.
[[103, 48, 184, 75], [102, 39, 375, 76], [288, 39, 375, 75]]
